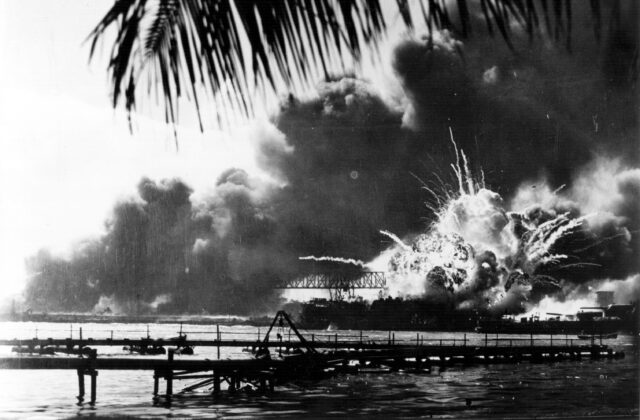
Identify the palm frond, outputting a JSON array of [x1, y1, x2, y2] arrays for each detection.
[[88, 0, 613, 133]]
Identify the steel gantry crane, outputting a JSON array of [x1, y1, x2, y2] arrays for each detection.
[[276, 272, 386, 300]]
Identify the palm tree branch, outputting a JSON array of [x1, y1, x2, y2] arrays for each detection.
[[87, 0, 611, 133]]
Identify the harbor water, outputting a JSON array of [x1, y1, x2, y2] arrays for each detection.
[[0, 321, 637, 418]]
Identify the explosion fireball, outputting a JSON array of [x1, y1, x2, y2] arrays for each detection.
[[377, 136, 592, 314], [308, 131, 639, 315]]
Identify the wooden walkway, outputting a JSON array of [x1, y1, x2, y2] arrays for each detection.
[[0, 311, 626, 405]]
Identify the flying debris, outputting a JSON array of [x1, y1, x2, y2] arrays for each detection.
[[299, 256, 367, 269], [369, 139, 632, 315]]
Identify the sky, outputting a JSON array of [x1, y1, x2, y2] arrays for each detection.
[[3, 1, 635, 312], [0, 1, 406, 301], [0, 1, 262, 298]]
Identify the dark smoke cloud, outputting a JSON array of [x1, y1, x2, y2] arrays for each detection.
[[393, 2, 638, 192], [24, 2, 638, 315], [25, 176, 284, 315], [266, 78, 428, 261]]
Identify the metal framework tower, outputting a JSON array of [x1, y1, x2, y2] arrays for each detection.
[[276, 272, 386, 300]]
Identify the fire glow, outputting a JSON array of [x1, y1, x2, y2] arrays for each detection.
[[309, 136, 639, 315]]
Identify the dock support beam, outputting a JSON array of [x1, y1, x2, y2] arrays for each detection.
[[153, 371, 159, 398], [166, 350, 174, 398], [76, 368, 97, 404], [76, 369, 85, 403], [89, 371, 97, 404], [213, 372, 220, 394]]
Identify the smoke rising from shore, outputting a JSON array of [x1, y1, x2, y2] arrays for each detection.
[[23, 2, 638, 315]]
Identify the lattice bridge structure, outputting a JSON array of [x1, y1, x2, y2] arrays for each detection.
[[276, 272, 387, 300]]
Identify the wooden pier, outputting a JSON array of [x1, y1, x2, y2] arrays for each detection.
[[0, 311, 626, 405]]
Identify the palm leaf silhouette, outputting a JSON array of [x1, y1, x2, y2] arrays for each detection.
[[88, 0, 609, 131]]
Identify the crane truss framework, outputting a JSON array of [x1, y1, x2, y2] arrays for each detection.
[[277, 272, 386, 290]]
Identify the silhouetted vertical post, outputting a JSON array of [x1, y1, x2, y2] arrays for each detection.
[[90, 371, 97, 404], [335, 333, 338, 352], [485, 333, 488, 347], [166, 349, 174, 397], [550, 334, 553, 347], [216, 325, 220, 360], [76, 369, 85, 402], [153, 372, 159, 397], [87, 347, 98, 404], [229, 374, 236, 392], [392, 333, 395, 345], [464, 333, 467, 347], [213, 371, 220, 394], [530, 333, 533, 348]]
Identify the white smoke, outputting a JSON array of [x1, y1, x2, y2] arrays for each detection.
[[148, 294, 172, 311], [93, 295, 125, 315], [298, 255, 367, 268]]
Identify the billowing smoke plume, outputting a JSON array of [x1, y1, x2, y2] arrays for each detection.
[[375, 149, 640, 314], [24, 2, 637, 315], [25, 175, 287, 315], [394, 2, 638, 190], [365, 1, 638, 314]]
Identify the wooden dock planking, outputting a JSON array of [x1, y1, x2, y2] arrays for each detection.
[[0, 311, 625, 405], [0, 343, 616, 370], [0, 356, 281, 371], [0, 338, 590, 350], [0, 342, 624, 404]]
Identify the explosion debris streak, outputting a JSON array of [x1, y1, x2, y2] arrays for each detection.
[[379, 230, 412, 252], [298, 256, 367, 268], [371, 143, 640, 315]]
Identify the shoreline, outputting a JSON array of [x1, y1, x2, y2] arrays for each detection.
[[0, 312, 274, 326]]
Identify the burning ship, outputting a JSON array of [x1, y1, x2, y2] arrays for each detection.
[[476, 291, 638, 335], [287, 146, 640, 335], [293, 290, 637, 334]]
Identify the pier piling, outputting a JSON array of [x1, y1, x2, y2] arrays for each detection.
[[0, 310, 626, 405], [76, 369, 85, 402], [90, 371, 97, 404], [166, 350, 174, 397], [153, 372, 159, 397], [213, 372, 220, 394], [216, 325, 220, 360]]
